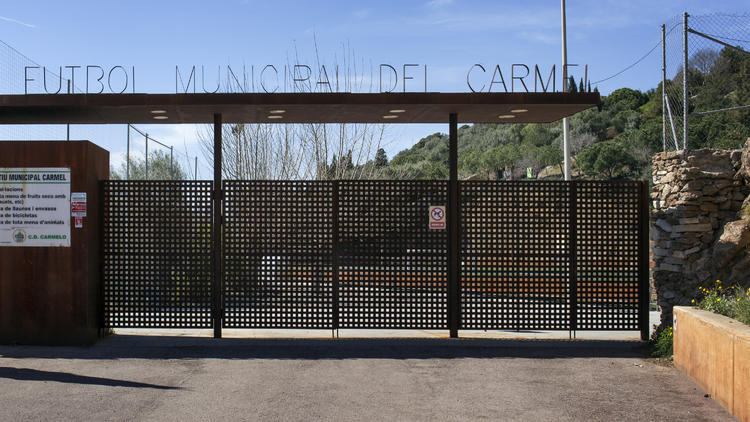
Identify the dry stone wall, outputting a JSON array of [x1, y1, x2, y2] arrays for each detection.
[[651, 141, 750, 326]]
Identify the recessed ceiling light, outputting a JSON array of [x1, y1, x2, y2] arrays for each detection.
[[269, 110, 286, 114], [498, 114, 516, 119], [511, 109, 528, 113], [153, 115, 168, 120], [382, 115, 399, 119], [267, 115, 283, 119], [389, 109, 406, 113], [150, 110, 167, 114]]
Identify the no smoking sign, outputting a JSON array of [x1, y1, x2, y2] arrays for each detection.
[[429, 205, 446, 230]]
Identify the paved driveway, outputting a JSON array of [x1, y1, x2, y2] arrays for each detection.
[[0, 336, 733, 421]]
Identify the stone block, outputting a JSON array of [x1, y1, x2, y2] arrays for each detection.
[[673, 223, 713, 232], [655, 219, 672, 232], [663, 256, 685, 266], [678, 217, 701, 225], [659, 263, 681, 272], [652, 247, 669, 256]]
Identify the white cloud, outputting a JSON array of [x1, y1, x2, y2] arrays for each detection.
[[426, 0, 453, 7], [0, 15, 36, 28]]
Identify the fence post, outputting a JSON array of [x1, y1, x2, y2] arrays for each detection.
[[212, 113, 223, 338], [638, 181, 651, 341], [569, 181, 577, 334], [448, 113, 460, 338]]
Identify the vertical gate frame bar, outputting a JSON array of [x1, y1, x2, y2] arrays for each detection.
[[448, 113, 460, 338], [212, 113, 223, 339], [638, 181, 650, 341], [332, 180, 340, 331], [568, 181, 577, 333]]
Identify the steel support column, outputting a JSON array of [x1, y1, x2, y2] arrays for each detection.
[[448, 113, 460, 338], [213, 113, 223, 338]]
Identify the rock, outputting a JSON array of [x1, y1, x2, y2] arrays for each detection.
[[655, 219, 672, 232], [678, 217, 700, 225], [653, 248, 669, 257], [740, 139, 750, 182], [712, 219, 750, 267], [673, 223, 712, 233], [659, 263, 681, 272]]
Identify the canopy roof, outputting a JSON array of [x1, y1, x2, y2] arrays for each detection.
[[0, 92, 599, 124]]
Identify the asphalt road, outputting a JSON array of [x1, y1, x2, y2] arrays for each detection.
[[0, 336, 734, 422]]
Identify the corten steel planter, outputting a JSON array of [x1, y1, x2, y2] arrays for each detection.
[[673, 306, 750, 422]]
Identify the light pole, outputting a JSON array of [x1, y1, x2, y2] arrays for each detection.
[[561, 0, 571, 181]]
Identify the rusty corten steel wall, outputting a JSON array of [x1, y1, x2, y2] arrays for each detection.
[[0, 141, 108, 345]]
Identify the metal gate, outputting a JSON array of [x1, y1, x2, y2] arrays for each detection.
[[102, 179, 648, 336]]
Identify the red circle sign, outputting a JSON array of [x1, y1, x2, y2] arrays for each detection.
[[431, 207, 444, 221]]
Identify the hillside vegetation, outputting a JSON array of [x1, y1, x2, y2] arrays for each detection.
[[373, 46, 750, 180]]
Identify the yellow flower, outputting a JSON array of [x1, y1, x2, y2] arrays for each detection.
[[716, 280, 721, 284], [738, 298, 741, 302], [717, 298, 721, 302], [691, 299, 695, 303]]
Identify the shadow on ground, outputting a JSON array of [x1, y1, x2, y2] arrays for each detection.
[[0, 367, 180, 389], [1, 336, 648, 361]]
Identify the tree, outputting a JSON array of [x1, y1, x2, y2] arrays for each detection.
[[198, 41, 387, 180], [568, 75, 578, 93], [374, 148, 388, 167], [111, 150, 187, 180], [576, 140, 637, 179]]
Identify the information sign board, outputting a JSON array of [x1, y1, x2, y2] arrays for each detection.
[[0, 168, 71, 247]]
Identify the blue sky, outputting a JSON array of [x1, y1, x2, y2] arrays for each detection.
[[1, 0, 748, 175]]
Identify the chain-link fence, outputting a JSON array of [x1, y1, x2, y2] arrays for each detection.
[[663, 13, 750, 151]]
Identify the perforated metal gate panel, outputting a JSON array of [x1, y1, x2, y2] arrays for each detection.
[[460, 181, 571, 330], [338, 181, 449, 329], [222, 181, 335, 328], [102, 181, 213, 328], [575, 181, 641, 330], [460, 180, 643, 332], [102, 179, 645, 333]]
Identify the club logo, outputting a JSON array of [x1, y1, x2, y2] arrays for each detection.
[[12, 229, 26, 243]]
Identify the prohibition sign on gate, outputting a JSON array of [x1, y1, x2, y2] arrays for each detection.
[[429, 205, 446, 230]]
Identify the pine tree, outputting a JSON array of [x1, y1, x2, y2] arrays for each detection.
[[374, 148, 388, 167], [579, 78, 584, 93], [568, 75, 577, 93]]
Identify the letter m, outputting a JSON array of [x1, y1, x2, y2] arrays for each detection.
[[176, 66, 196, 93]]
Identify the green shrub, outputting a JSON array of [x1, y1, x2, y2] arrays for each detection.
[[650, 326, 673, 357], [695, 280, 750, 326]]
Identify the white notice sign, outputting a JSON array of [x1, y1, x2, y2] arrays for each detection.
[[0, 168, 71, 247]]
